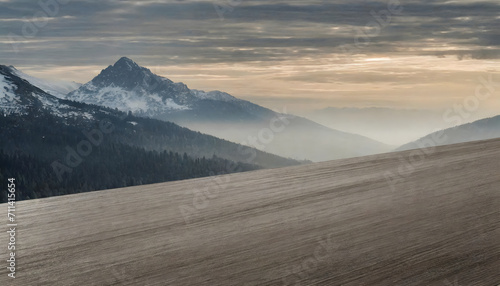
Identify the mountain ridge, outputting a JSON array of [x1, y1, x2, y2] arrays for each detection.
[[67, 57, 392, 162], [397, 115, 500, 151]]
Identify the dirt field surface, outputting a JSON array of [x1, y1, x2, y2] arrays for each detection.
[[1, 139, 499, 286]]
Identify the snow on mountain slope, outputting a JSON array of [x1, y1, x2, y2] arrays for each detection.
[[70, 82, 190, 114], [66, 57, 283, 122], [0, 65, 93, 121], [9, 66, 81, 98], [67, 57, 197, 116], [0, 73, 21, 113]]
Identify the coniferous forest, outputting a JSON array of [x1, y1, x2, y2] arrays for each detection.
[[0, 109, 274, 203], [0, 146, 257, 203]]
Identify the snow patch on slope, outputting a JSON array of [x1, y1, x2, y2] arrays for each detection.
[[0, 75, 24, 114], [0, 75, 16, 96], [70, 83, 190, 114], [165, 98, 190, 110]]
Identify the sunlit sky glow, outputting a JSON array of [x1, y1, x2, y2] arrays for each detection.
[[1, 0, 499, 114]]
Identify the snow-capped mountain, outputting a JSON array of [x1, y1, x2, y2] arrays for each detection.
[[0, 65, 92, 120], [9, 66, 81, 98], [67, 57, 240, 117], [67, 57, 273, 121], [66, 57, 392, 161]]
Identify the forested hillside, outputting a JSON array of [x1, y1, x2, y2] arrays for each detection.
[[0, 146, 256, 203]]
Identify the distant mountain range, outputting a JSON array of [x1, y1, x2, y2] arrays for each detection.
[[7, 57, 500, 163], [66, 57, 392, 161], [397, 115, 500, 151], [304, 107, 469, 146]]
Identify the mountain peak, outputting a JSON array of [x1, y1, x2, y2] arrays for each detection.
[[113, 57, 140, 71], [89, 57, 152, 89]]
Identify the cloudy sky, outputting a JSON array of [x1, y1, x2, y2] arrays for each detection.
[[1, 0, 499, 114]]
